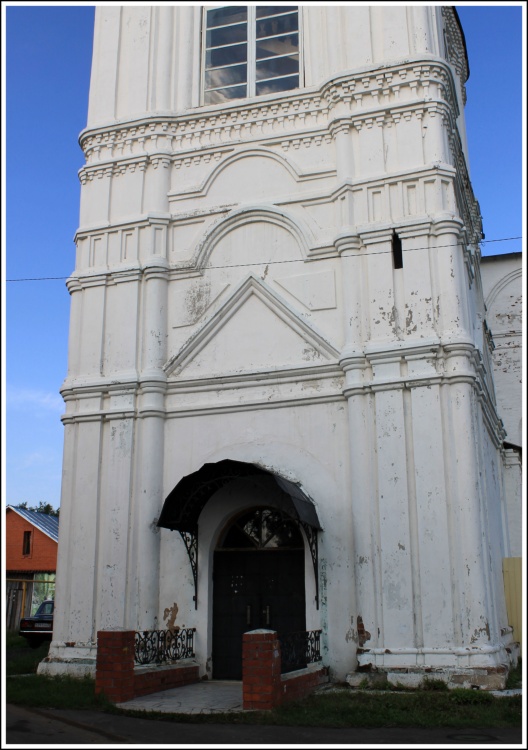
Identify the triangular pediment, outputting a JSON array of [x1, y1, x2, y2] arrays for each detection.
[[165, 276, 339, 379]]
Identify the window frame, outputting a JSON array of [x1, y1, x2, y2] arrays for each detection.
[[22, 530, 32, 556], [201, 5, 303, 106]]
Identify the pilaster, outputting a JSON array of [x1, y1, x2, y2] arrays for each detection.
[[335, 233, 363, 359], [97, 395, 136, 630], [129, 257, 169, 629], [360, 228, 397, 346], [441, 349, 498, 660], [141, 261, 169, 379], [151, 7, 174, 112], [131, 382, 166, 631], [433, 218, 471, 343], [501, 449, 522, 558]]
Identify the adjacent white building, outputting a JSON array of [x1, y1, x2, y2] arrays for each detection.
[[40, 5, 520, 687], [481, 252, 523, 559]]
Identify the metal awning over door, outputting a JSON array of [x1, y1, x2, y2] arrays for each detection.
[[157, 460, 322, 608]]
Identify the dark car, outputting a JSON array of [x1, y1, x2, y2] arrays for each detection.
[[19, 599, 54, 648]]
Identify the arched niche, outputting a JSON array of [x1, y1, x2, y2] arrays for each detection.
[[203, 149, 301, 205], [158, 460, 322, 610]]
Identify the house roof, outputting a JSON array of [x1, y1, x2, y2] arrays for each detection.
[[7, 506, 59, 543]]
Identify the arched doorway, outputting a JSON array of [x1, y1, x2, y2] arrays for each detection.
[[212, 507, 306, 680], [157, 460, 322, 678]]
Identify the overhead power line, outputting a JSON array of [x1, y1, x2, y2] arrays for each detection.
[[481, 236, 522, 244], [7, 276, 72, 282], [6, 235, 522, 282]]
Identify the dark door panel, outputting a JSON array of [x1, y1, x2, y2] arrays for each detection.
[[213, 549, 305, 679]]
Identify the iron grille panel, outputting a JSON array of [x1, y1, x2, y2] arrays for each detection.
[[134, 628, 196, 665], [279, 629, 322, 674]]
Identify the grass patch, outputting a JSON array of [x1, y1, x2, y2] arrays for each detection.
[[6, 676, 522, 728], [269, 690, 521, 728], [505, 658, 522, 690], [7, 675, 112, 711], [5, 632, 51, 676], [5, 635, 522, 729], [6, 631, 27, 649], [109, 690, 522, 729], [5, 634, 111, 710], [421, 678, 449, 691]]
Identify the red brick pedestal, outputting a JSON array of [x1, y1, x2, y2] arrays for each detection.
[[95, 629, 200, 703], [242, 630, 282, 710], [95, 629, 135, 703]]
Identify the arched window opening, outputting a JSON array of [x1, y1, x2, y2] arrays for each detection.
[[218, 508, 304, 550]]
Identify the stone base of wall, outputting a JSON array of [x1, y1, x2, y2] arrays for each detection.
[[38, 642, 97, 678], [37, 658, 96, 679], [346, 661, 517, 691]]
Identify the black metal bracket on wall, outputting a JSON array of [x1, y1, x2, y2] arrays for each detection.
[[178, 529, 198, 609], [300, 522, 319, 609]]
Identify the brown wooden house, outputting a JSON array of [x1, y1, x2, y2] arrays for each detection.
[[6, 506, 59, 630]]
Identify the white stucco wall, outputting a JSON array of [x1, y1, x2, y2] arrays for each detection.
[[86, 6, 451, 127], [480, 253, 523, 557], [41, 7, 516, 684], [481, 254, 522, 448]]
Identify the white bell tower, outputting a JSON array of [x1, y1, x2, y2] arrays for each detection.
[[41, 6, 517, 688]]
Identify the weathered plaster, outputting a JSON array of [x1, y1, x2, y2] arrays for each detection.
[[43, 7, 518, 686]]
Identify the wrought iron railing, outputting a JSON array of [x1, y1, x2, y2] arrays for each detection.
[[134, 628, 196, 666], [279, 629, 322, 674]]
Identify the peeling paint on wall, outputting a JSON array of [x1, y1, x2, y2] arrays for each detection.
[[357, 615, 371, 647], [345, 615, 357, 643], [163, 602, 179, 631]]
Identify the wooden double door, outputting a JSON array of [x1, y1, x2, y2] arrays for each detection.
[[212, 548, 306, 679]]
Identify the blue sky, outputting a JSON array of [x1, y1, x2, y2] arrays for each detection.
[[3, 3, 525, 510]]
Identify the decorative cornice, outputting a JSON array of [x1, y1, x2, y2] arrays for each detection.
[[79, 155, 148, 184], [78, 101, 454, 180], [173, 148, 230, 171], [340, 341, 505, 448], [502, 447, 522, 467], [75, 213, 170, 243], [162, 393, 344, 419], [166, 363, 341, 393], [65, 267, 143, 290], [441, 7, 469, 104], [58, 363, 346, 424], [79, 58, 457, 164], [76, 61, 480, 259], [58, 343, 504, 445], [446, 125, 483, 247]]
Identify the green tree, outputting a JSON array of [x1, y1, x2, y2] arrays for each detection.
[[18, 501, 59, 518]]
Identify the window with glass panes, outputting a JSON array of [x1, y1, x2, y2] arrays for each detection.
[[203, 6, 300, 104]]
